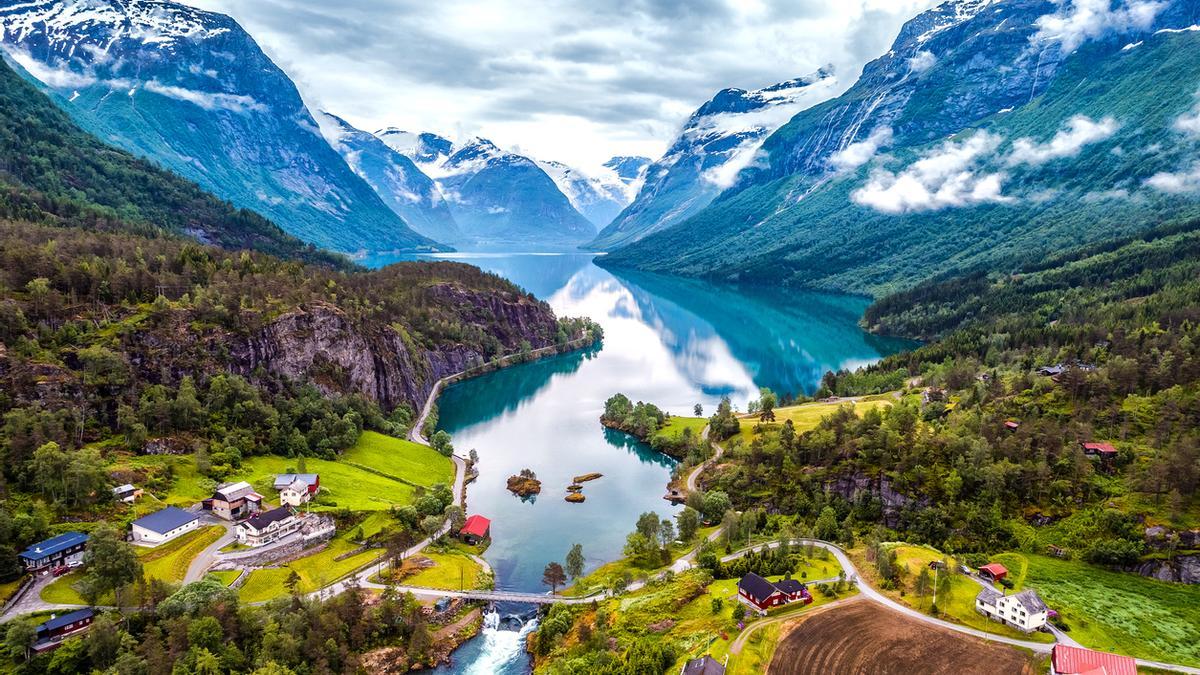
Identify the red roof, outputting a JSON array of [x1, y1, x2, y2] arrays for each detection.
[[1052, 645, 1136, 675], [1004, 421, 1020, 429], [1082, 442, 1118, 455], [461, 515, 491, 538], [979, 563, 1008, 578]]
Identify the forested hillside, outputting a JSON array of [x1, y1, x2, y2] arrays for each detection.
[[702, 216, 1200, 573]]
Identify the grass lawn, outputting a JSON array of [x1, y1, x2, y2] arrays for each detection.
[[239, 456, 415, 512], [139, 526, 224, 584], [736, 398, 893, 444], [994, 552, 1200, 666], [396, 551, 484, 591], [113, 454, 212, 507], [0, 578, 23, 606], [342, 431, 453, 487], [206, 570, 241, 587], [42, 526, 226, 604], [238, 532, 384, 603], [850, 544, 1054, 644], [654, 416, 707, 443]]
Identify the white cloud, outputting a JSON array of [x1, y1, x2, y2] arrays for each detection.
[[142, 81, 267, 113], [852, 131, 1010, 213], [1175, 95, 1200, 136], [1032, 0, 1167, 53], [1147, 164, 1200, 194], [907, 50, 936, 73], [1007, 115, 1119, 165], [829, 126, 893, 172]]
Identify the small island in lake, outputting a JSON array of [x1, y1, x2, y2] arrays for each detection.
[[507, 468, 542, 497], [573, 472, 603, 483], [565, 493, 585, 503]]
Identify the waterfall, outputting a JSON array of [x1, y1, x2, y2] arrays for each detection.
[[436, 606, 539, 675]]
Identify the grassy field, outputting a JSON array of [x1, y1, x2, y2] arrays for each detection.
[[206, 570, 241, 587], [736, 398, 894, 444], [395, 551, 484, 591], [654, 416, 707, 442], [564, 526, 721, 596], [994, 552, 1200, 666], [238, 532, 384, 603], [139, 526, 224, 584], [114, 431, 452, 513], [42, 526, 226, 604], [850, 544, 1054, 643], [0, 578, 22, 606]]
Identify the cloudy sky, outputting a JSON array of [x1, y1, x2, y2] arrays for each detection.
[[187, 0, 938, 169]]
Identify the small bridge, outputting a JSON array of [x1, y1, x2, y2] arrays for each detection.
[[381, 585, 609, 605]]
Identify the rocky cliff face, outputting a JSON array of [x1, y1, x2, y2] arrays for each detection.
[[231, 291, 559, 411], [1135, 556, 1200, 585], [826, 472, 922, 528]]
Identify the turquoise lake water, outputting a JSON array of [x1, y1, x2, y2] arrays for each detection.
[[362, 252, 913, 672]]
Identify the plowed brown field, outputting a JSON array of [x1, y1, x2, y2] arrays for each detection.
[[767, 598, 1042, 674]]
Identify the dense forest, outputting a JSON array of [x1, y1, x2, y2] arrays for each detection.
[[702, 217, 1200, 565]]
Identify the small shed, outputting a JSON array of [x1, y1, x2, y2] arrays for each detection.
[[460, 515, 491, 544], [1081, 442, 1118, 458], [978, 563, 1008, 582]]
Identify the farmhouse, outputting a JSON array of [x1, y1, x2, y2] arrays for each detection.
[[460, 514, 491, 544], [975, 587, 1048, 632], [19, 532, 89, 571], [1050, 644, 1137, 675], [129, 507, 201, 546], [205, 481, 263, 521], [237, 507, 302, 547], [274, 473, 320, 506], [978, 562, 1007, 582], [737, 572, 812, 613], [681, 655, 726, 675], [112, 484, 142, 503], [33, 609, 94, 653]]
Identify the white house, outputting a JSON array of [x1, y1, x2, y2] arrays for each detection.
[[275, 473, 319, 507], [236, 507, 302, 547], [130, 507, 200, 546], [975, 586, 1048, 632], [112, 484, 142, 504]]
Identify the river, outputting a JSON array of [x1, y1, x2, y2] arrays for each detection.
[[362, 252, 913, 673]]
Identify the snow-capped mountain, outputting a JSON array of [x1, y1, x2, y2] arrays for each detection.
[[318, 113, 461, 244], [590, 67, 839, 251], [604, 0, 1200, 295], [535, 159, 642, 228], [0, 0, 441, 254], [604, 156, 652, 190], [377, 132, 597, 249]]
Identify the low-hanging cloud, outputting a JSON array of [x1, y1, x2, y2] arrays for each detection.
[[852, 131, 1009, 213], [1175, 95, 1200, 136], [1032, 0, 1167, 53], [829, 126, 893, 172], [1147, 164, 1200, 194], [1007, 115, 1119, 165]]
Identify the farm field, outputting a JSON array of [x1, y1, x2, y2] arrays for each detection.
[[341, 431, 454, 487], [206, 570, 241, 587], [393, 551, 485, 591], [767, 599, 1043, 674], [736, 397, 893, 444], [994, 552, 1200, 666], [654, 416, 707, 442]]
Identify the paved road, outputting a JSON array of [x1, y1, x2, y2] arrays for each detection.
[[683, 426, 722, 493], [183, 519, 236, 584]]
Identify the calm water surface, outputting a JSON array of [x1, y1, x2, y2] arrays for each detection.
[[362, 252, 913, 673]]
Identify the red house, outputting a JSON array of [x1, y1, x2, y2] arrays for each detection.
[[978, 563, 1008, 582], [460, 514, 491, 544], [1051, 645, 1136, 675], [737, 573, 810, 612], [1081, 442, 1118, 458]]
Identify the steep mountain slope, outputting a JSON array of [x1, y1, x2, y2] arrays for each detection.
[[603, 0, 1200, 295], [377, 131, 596, 249], [0, 0, 441, 254], [604, 156, 652, 188], [0, 50, 343, 266], [590, 68, 838, 251], [317, 112, 462, 245], [535, 159, 638, 228]]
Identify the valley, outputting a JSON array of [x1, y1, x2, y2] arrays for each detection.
[[1, 0, 1199, 674]]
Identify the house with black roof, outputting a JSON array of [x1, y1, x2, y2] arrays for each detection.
[[33, 608, 94, 652], [130, 506, 201, 546], [737, 572, 811, 613], [236, 506, 301, 547], [681, 654, 726, 675], [19, 532, 88, 571]]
